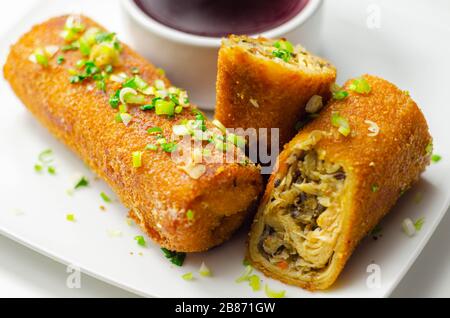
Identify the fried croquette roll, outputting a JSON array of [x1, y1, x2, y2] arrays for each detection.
[[4, 15, 263, 253], [248, 75, 432, 290], [215, 35, 337, 149]]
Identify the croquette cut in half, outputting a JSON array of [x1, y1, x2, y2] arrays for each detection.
[[248, 75, 432, 290], [215, 35, 337, 150], [4, 15, 263, 253]]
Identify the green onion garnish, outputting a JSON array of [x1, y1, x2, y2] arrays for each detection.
[[61, 43, 79, 52], [109, 90, 121, 108], [182, 272, 194, 281], [331, 84, 349, 100], [199, 262, 212, 277], [348, 77, 372, 94], [134, 235, 146, 247], [186, 210, 195, 221], [147, 127, 163, 134], [132, 151, 143, 168], [242, 259, 251, 266], [155, 100, 176, 116], [331, 112, 351, 136], [161, 142, 177, 153], [66, 214, 76, 222], [47, 166, 56, 175], [414, 217, 425, 231], [78, 37, 91, 56], [100, 192, 112, 203], [249, 275, 261, 292], [34, 50, 49, 67], [145, 144, 158, 151], [75, 176, 89, 189], [57, 56, 65, 65], [140, 104, 155, 111], [371, 184, 379, 193], [265, 284, 286, 298], [236, 265, 253, 283], [38, 149, 54, 164], [34, 164, 43, 172], [161, 248, 186, 266], [432, 154, 442, 163], [272, 40, 294, 62]]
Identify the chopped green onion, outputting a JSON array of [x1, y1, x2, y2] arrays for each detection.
[[161, 142, 177, 153], [90, 42, 120, 67], [272, 40, 294, 62], [57, 56, 65, 65], [120, 113, 133, 126], [371, 184, 379, 193], [161, 248, 186, 266], [74, 176, 89, 189], [248, 275, 261, 292], [34, 164, 43, 172], [333, 90, 349, 100], [175, 106, 183, 114], [61, 43, 79, 52], [274, 40, 294, 53], [123, 76, 149, 93], [66, 214, 76, 222], [414, 217, 425, 232], [236, 265, 253, 283], [140, 104, 155, 111], [242, 259, 251, 266], [47, 166, 56, 175], [182, 272, 194, 281], [227, 133, 246, 149], [265, 284, 286, 298], [331, 84, 349, 100], [186, 210, 195, 221], [109, 90, 121, 108], [100, 192, 112, 203], [38, 149, 54, 164], [402, 218, 416, 237], [147, 127, 163, 134], [331, 112, 351, 136], [432, 154, 442, 163], [145, 144, 158, 151], [78, 37, 91, 56], [132, 151, 143, 168], [348, 77, 371, 94], [199, 262, 212, 277], [154, 79, 166, 90], [155, 100, 176, 116], [76, 59, 86, 68], [134, 235, 146, 247], [119, 87, 146, 105], [33, 50, 49, 67]]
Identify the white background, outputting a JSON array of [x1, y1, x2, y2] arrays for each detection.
[[0, 0, 449, 298]]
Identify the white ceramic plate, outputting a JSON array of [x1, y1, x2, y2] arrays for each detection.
[[0, 0, 449, 298]]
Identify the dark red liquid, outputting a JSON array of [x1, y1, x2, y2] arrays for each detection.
[[134, 0, 309, 38]]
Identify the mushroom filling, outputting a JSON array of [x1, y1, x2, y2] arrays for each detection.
[[225, 36, 331, 72], [259, 149, 346, 275]]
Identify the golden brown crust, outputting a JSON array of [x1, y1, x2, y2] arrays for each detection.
[[248, 75, 432, 290], [215, 36, 337, 148], [4, 15, 263, 252]]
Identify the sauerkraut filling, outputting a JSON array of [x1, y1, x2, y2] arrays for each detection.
[[225, 36, 331, 72], [259, 149, 346, 276]]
